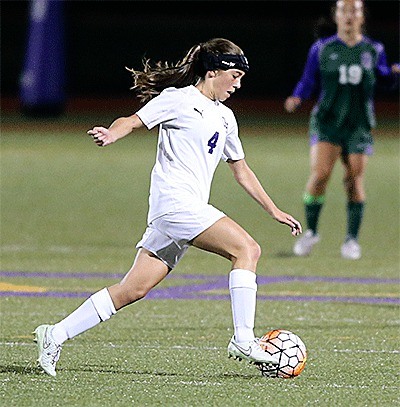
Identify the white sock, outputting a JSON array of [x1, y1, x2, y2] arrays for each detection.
[[229, 269, 257, 343], [51, 288, 116, 345]]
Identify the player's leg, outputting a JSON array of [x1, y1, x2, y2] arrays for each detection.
[[192, 216, 261, 271], [294, 141, 341, 256], [34, 249, 169, 376], [191, 217, 277, 365], [52, 248, 169, 341], [340, 152, 368, 259], [108, 248, 170, 309]]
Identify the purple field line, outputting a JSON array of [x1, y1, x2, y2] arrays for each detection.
[[1, 290, 398, 304], [256, 275, 400, 284], [160, 293, 400, 305], [0, 271, 123, 279], [0, 291, 94, 298], [2, 270, 399, 304], [1, 270, 399, 285]]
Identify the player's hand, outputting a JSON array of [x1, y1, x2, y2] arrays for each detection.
[[87, 126, 117, 147], [273, 210, 303, 236], [391, 63, 400, 74], [284, 96, 301, 113]]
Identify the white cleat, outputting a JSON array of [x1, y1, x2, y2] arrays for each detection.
[[293, 229, 320, 256], [33, 324, 62, 377], [341, 239, 361, 260], [228, 336, 279, 366]]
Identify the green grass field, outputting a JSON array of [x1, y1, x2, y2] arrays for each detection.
[[1, 113, 399, 406]]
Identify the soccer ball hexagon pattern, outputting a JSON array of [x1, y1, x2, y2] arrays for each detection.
[[258, 329, 307, 378]]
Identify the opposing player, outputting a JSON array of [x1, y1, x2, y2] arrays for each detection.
[[33, 38, 302, 376], [285, 0, 399, 260]]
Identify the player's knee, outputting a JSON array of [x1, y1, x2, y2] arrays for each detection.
[[117, 284, 151, 306], [343, 173, 362, 188], [344, 175, 365, 201], [343, 174, 352, 189], [251, 240, 262, 262], [314, 170, 331, 187], [239, 237, 261, 264]]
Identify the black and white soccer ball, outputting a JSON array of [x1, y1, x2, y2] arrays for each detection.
[[258, 329, 307, 378]]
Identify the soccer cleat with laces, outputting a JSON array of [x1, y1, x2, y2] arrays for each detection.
[[293, 229, 320, 256], [341, 238, 361, 260], [33, 324, 62, 377], [228, 336, 279, 366]]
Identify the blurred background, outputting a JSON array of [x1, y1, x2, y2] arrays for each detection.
[[2, 0, 399, 118]]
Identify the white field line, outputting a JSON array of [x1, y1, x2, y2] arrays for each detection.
[[1, 342, 399, 354]]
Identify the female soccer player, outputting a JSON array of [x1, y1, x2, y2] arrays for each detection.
[[34, 38, 302, 377], [285, 0, 399, 260]]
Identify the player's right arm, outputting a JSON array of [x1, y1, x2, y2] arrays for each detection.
[[284, 41, 321, 113], [87, 114, 144, 147], [284, 96, 302, 113]]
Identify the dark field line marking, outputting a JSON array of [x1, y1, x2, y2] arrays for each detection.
[[2, 290, 398, 304], [1, 270, 399, 284], [1, 271, 399, 304]]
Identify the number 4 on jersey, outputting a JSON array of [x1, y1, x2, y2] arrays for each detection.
[[207, 132, 219, 154]]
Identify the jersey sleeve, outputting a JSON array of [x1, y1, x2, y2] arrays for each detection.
[[292, 41, 321, 100], [136, 88, 180, 130], [222, 112, 245, 162], [373, 41, 399, 90], [374, 42, 392, 76]]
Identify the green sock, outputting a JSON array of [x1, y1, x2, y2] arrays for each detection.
[[346, 201, 365, 241], [303, 193, 325, 234]]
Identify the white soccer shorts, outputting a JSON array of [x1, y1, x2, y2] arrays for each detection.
[[136, 204, 226, 269]]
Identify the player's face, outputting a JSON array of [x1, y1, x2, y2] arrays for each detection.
[[335, 0, 364, 33], [213, 69, 245, 102]]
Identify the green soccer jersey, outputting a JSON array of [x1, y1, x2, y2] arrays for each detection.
[[292, 34, 394, 131]]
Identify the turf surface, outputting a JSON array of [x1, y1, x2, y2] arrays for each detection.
[[1, 114, 399, 406]]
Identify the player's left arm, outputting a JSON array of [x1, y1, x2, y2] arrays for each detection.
[[228, 158, 302, 236], [391, 63, 400, 74], [374, 44, 399, 90]]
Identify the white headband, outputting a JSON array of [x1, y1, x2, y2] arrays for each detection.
[[336, 0, 363, 9]]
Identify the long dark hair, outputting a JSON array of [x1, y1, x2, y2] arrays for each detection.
[[127, 38, 245, 103], [314, 16, 336, 40]]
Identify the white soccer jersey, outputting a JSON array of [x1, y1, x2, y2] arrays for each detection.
[[136, 85, 245, 223]]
